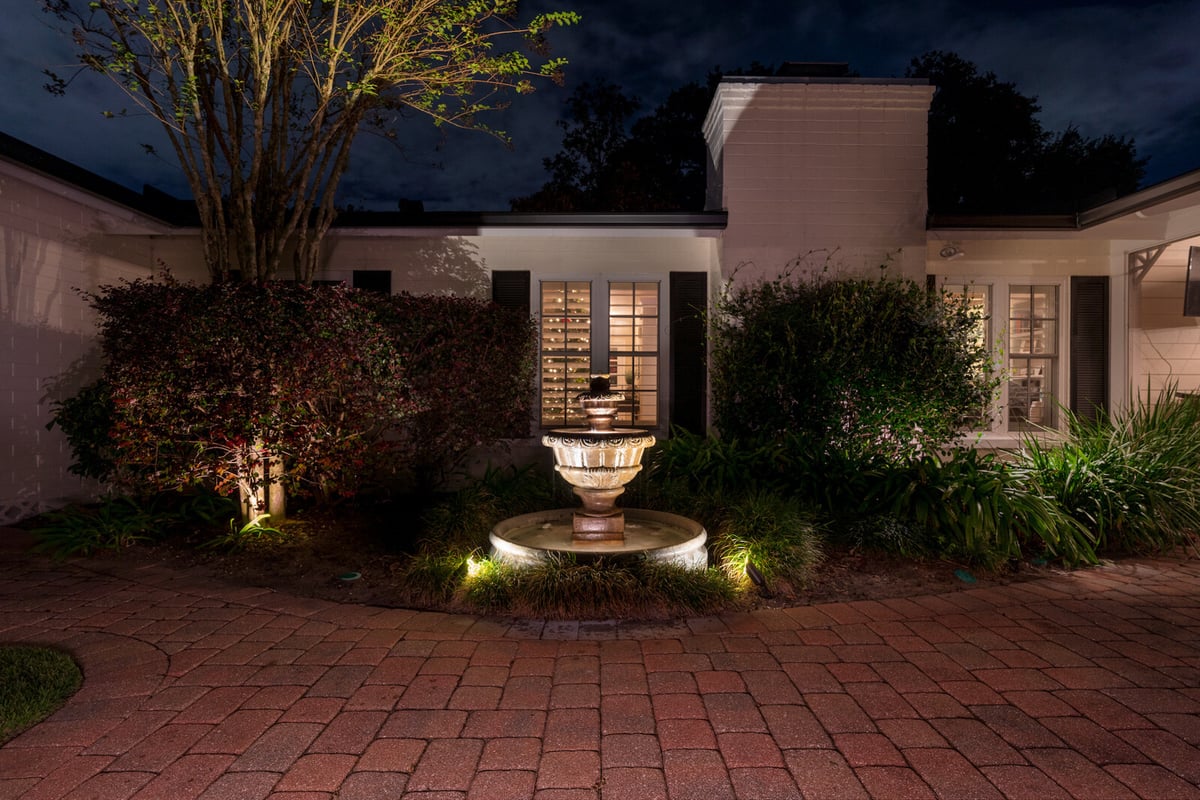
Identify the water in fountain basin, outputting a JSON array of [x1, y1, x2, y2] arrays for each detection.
[[490, 508, 708, 569]]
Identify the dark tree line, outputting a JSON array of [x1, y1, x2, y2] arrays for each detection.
[[513, 52, 1146, 215]]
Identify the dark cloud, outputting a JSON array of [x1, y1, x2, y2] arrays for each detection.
[[1, 0, 1196, 211]]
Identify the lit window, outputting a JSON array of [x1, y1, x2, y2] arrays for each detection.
[[540, 281, 591, 426], [1008, 285, 1058, 430], [608, 282, 659, 427]]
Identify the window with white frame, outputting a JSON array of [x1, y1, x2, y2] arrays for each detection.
[[939, 280, 1063, 435], [538, 280, 661, 428], [1007, 284, 1058, 431]]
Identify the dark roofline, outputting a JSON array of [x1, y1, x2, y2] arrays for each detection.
[[930, 165, 1200, 232], [927, 213, 1079, 231], [333, 210, 728, 229], [0, 131, 726, 232], [0, 130, 196, 226], [719, 75, 928, 87]]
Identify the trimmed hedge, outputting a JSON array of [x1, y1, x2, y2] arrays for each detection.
[[52, 276, 536, 507]]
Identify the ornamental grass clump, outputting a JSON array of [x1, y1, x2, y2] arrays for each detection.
[[713, 492, 824, 596], [1013, 387, 1200, 556], [473, 556, 737, 619]]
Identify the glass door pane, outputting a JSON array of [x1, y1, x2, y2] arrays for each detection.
[[541, 281, 591, 426], [609, 282, 659, 427]]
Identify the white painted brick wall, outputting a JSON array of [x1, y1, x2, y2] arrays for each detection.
[[706, 79, 934, 283]]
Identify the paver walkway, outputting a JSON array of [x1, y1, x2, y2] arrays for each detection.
[[0, 533, 1197, 799]]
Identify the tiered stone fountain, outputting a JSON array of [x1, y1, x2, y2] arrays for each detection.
[[489, 376, 707, 568]]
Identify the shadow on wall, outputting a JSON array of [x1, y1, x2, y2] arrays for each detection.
[[327, 235, 491, 298], [404, 237, 491, 298], [1, 224, 110, 524]]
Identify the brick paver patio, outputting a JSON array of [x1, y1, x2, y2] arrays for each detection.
[[0, 530, 1197, 799]]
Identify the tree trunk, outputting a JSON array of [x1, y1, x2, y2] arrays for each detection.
[[238, 440, 287, 524], [267, 456, 286, 520]]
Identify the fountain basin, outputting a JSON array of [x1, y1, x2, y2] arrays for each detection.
[[490, 508, 708, 569]]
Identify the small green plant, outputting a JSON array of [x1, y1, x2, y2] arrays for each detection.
[[713, 493, 825, 596], [202, 514, 286, 551], [841, 514, 925, 556], [0, 645, 82, 744], [646, 427, 795, 500], [398, 550, 473, 606], [30, 496, 162, 558], [458, 555, 518, 610], [634, 559, 740, 615]]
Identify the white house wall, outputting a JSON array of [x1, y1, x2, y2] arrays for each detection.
[[1131, 240, 1200, 397], [320, 229, 721, 297], [705, 79, 934, 284], [0, 159, 167, 523]]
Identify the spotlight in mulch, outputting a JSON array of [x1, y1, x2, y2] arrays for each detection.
[[953, 569, 976, 584], [337, 571, 361, 582], [745, 562, 774, 598]]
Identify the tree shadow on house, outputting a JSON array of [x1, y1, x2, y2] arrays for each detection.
[[1, 225, 109, 523]]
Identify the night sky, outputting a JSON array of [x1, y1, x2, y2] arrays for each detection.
[[2, 0, 1198, 211]]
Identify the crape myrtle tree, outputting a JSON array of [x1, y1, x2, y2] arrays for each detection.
[[44, 0, 579, 282]]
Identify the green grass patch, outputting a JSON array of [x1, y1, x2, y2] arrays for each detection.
[[0, 645, 82, 744]]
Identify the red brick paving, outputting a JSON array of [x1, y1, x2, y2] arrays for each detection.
[[1, 536, 1198, 799]]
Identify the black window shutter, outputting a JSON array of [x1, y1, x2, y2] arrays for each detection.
[[670, 272, 708, 434], [1070, 276, 1109, 423], [491, 270, 533, 437], [492, 271, 531, 313], [352, 270, 392, 294]]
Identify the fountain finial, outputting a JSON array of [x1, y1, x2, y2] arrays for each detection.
[[577, 373, 623, 433]]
